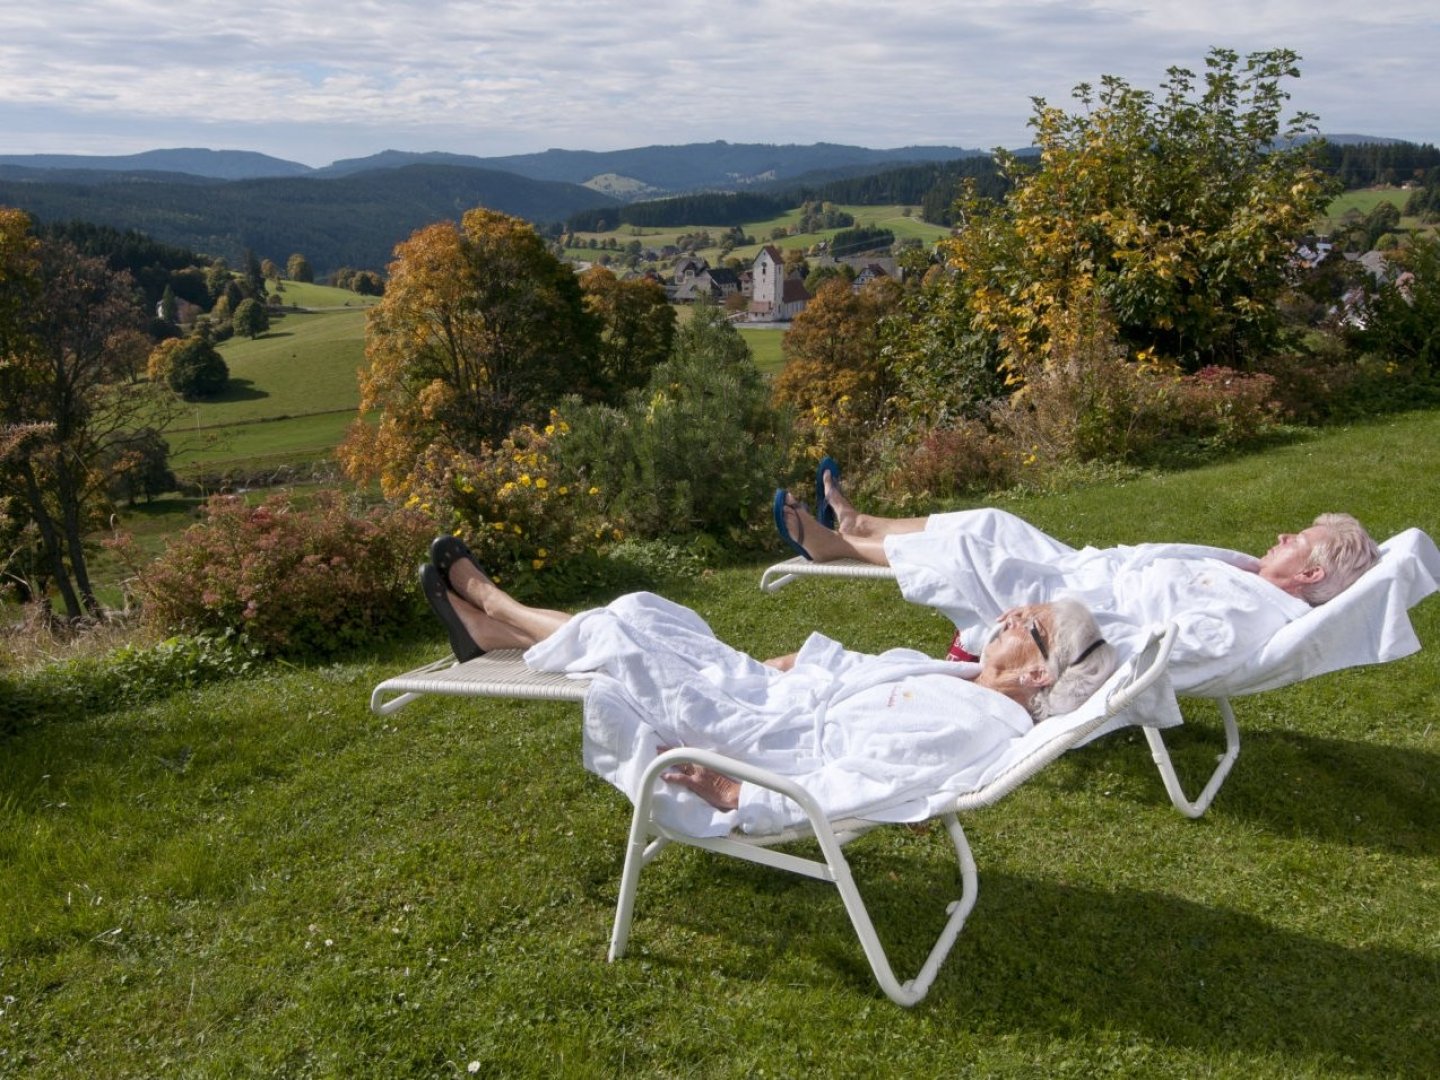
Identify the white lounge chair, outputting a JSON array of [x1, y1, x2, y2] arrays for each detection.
[[371, 623, 1180, 1006], [758, 529, 1440, 817]]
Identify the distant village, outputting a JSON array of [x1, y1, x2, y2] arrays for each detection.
[[576, 244, 900, 323]]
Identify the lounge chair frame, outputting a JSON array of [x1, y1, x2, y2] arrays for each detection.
[[371, 625, 1177, 1005], [761, 556, 1236, 819]]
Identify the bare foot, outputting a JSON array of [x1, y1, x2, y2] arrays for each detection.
[[822, 468, 861, 535], [660, 759, 740, 811], [783, 494, 859, 562], [823, 472, 875, 541]]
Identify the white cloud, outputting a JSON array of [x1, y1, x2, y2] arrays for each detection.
[[0, 0, 1434, 164]]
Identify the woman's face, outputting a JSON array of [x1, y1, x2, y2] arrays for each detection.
[[982, 604, 1054, 677]]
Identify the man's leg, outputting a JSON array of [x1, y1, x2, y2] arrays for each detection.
[[821, 469, 928, 540], [780, 493, 891, 564]]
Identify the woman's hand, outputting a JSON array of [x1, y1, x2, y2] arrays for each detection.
[[763, 651, 797, 671], [660, 759, 741, 810]]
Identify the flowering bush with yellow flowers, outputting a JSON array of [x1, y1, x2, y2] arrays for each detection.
[[409, 412, 622, 590]]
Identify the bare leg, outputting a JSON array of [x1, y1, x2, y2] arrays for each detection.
[[447, 559, 572, 643], [822, 470, 928, 540], [448, 590, 542, 650], [783, 493, 892, 566]]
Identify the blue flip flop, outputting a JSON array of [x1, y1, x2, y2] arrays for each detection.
[[815, 456, 839, 531], [773, 489, 812, 561]]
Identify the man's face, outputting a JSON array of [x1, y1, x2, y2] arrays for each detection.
[[1257, 525, 1331, 595]]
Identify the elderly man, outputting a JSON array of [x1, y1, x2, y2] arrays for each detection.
[[774, 471, 1381, 695]]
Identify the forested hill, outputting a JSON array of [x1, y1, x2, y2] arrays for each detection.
[[564, 156, 1010, 232], [319, 141, 986, 190], [0, 147, 312, 179], [0, 165, 618, 274]]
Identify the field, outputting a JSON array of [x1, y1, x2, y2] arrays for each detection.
[[167, 308, 369, 475], [5, 410, 1438, 1076], [564, 203, 950, 267], [173, 301, 790, 475], [1319, 186, 1429, 235]]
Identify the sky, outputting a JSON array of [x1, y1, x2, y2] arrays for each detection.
[[2, 1, 1436, 168]]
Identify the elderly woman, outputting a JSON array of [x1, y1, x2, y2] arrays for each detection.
[[421, 538, 1119, 836]]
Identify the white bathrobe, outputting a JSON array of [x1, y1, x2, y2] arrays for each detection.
[[524, 592, 1035, 837], [884, 508, 1312, 695]]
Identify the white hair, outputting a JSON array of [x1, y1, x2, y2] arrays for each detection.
[[1301, 513, 1381, 605], [1030, 599, 1118, 720]]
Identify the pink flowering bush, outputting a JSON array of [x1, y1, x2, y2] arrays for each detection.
[[127, 492, 433, 658]]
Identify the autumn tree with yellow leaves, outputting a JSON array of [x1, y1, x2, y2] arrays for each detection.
[[943, 47, 1334, 384], [340, 208, 600, 499]]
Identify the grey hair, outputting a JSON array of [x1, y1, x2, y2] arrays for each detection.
[[1030, 598, 1118, 721], [1301, 513, 1381, 606]]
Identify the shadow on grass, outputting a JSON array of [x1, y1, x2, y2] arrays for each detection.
[[1053, 721, 1440, 856], [639, 851, 1434, 1073], [211, 377, 269, 403]]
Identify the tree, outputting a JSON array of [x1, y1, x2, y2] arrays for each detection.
[[773, 277, 905, 424], [232, 297, 269, 339], [0, 213, 168, 619], [241, 248, 265, 299], [942, 48, 1334, 379], [103, 427, 176, 505], [204, 260, 232, 305], [579, 265, 676, 396], [260, 258, 281, 281], [351, 270, 384, 296], [286, 253, 314, 283], [340, 208, 600, 499], [159, 283, 179, 325], [151, 334, 229, 399], [1353, 234, 1440, 374]]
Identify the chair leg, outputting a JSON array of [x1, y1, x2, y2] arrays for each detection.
[[1145, 697, 1241, 818]]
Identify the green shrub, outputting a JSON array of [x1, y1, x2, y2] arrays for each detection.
[[1352, 234, 1440, 375], [126, 492, 433, 659], [557, 307, 792, 545], [0, 630, 263, 732]]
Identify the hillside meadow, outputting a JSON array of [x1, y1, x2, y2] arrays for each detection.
[[563, 202, 949, 266], [3, 410, 1437, 1076]]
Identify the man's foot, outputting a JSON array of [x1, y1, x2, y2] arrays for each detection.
[[820, 468, 862, 536], [774, 489, 813, 560], [815, 456, 840, 530], [773, 490, 856, 562]]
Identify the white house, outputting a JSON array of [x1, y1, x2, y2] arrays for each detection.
[[748, 245, 810, 321]]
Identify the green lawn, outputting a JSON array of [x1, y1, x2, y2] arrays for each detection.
[[265, 280, 382, 310], [206, 308, 368, 425], [4, 411, 1438, 1075], [1319, 186, 1427, 235], [737, 324, 786, 373], [172, 411, 359, 470]]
